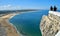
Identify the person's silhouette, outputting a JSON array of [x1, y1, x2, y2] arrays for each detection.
[[50, 6, 53, 11], [54, 6, 57, 11]]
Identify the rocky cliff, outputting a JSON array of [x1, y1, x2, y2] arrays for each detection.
[[40, 11, 60, 36]]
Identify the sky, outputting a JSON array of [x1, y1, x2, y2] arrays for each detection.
[[0, 0, 60, 10]]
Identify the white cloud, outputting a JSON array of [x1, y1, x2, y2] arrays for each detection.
[[0, 5, 21, 10]]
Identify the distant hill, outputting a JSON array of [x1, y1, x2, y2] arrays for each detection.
[[0, 9, 39, 14]]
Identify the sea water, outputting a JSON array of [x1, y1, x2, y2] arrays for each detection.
[[9, 10, 49, 36]]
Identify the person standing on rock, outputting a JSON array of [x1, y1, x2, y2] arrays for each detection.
[[50, 6, 53, 11], [54, 6, 57, 11]]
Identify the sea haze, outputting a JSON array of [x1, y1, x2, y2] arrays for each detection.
[[9, 10, 49, 36]]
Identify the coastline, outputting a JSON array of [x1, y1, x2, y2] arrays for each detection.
[[7, 14, 20, 35], [0, 11, 39, 36], [7, 13, 21, 36], [0, 13, 20, 36]]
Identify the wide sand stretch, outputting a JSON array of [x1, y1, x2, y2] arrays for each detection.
[[0, 13, 20, 36]]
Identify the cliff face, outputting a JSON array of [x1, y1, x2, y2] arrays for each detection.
[[40, 12, 60, 36]]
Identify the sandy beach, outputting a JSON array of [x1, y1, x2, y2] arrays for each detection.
[[0, 11, 37, 36], [0, 13, 20, 36]]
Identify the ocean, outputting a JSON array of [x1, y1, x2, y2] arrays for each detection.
[[9, 10, 49, 36]]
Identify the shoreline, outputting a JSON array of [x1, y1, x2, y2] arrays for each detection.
[[5, 13, 26, 36], [0, 13, 20, 36], [7, 13, 22, 36], [0, 11, 39, 36], [7, 18, 21, 36]]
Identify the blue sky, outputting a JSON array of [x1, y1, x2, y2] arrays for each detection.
[[0, 0, 60, 10]]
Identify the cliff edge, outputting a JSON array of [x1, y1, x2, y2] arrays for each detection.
[[40, 11, 60, 36]]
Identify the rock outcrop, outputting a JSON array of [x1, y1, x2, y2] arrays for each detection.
[[40, 11, 60, 36]]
